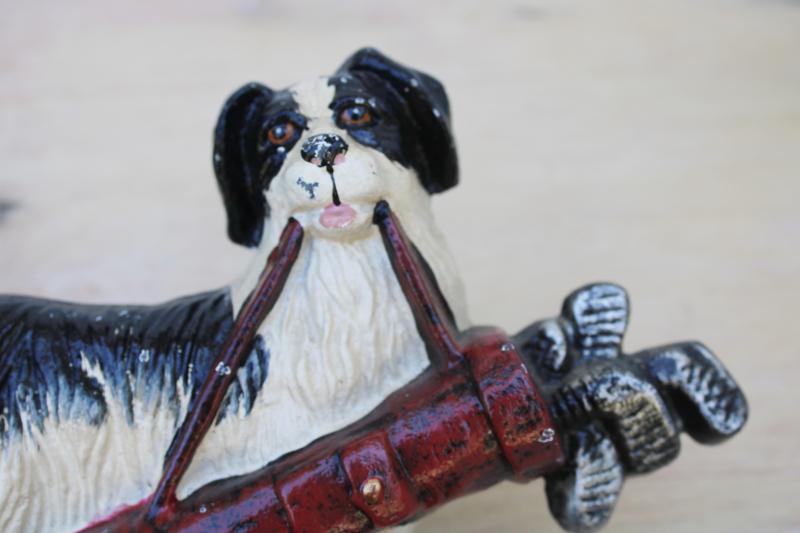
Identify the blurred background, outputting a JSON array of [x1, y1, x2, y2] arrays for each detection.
[[1, 0, 798, 531]]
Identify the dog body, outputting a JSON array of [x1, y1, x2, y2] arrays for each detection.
[[0, 50, 466, 531]]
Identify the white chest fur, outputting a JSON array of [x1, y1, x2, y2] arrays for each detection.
[[177, 231, 430, 498]]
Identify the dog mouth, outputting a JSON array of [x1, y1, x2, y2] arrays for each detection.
[[290, 199, 374, 236], [319, 202, 357, 228]]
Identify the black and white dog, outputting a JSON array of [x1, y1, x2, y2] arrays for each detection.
[[0, 48, 467, 532], [0, 48, 746, 533]]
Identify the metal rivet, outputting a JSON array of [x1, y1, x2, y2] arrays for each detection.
[[538, 428, 555, 443], [501, 342, 514, 353], [360, 477, 384, 505]]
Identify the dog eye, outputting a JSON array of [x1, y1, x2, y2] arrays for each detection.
[[266, 122, 298, 145], [338, 105, 373, 127]]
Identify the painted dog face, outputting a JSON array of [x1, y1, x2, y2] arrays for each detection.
[[213, 48, 458, 245]]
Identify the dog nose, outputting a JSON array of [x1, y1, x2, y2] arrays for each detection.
[[301, 133, 348, 168]]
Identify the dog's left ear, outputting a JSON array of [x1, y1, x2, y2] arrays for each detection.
[[213, 82, 274, 248], [336, 48, 458, 194]]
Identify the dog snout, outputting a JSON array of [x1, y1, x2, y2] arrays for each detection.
[[301, 133, 348, 168]]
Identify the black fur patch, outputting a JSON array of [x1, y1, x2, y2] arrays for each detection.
[[328, 73, 423, 180], [333, 48, 458, 195], [214, 85, 305, 247], [0, 290, 270, 444], [251, 90, 306, 194]]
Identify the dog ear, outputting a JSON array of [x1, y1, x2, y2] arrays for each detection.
[[213, 82, 274, 247], [336, 48, 458, 194]]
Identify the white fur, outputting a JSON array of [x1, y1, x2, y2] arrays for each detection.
[[0, 77, 469, 531]]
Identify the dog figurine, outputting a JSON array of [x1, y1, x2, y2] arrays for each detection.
[[0, 48, 746, 533]]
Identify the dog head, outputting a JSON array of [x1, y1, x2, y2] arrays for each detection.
[[213, 47, 458, 245]]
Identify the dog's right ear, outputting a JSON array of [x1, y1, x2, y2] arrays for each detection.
[[213, 82, 273, 248]]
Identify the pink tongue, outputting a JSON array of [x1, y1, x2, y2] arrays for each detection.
[[320, 203, 357, 228]]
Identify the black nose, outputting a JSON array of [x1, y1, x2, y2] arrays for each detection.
[[300, 133, 348, 168]]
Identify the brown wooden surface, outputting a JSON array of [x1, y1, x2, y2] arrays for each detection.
[[1, 1, 798, 531]]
